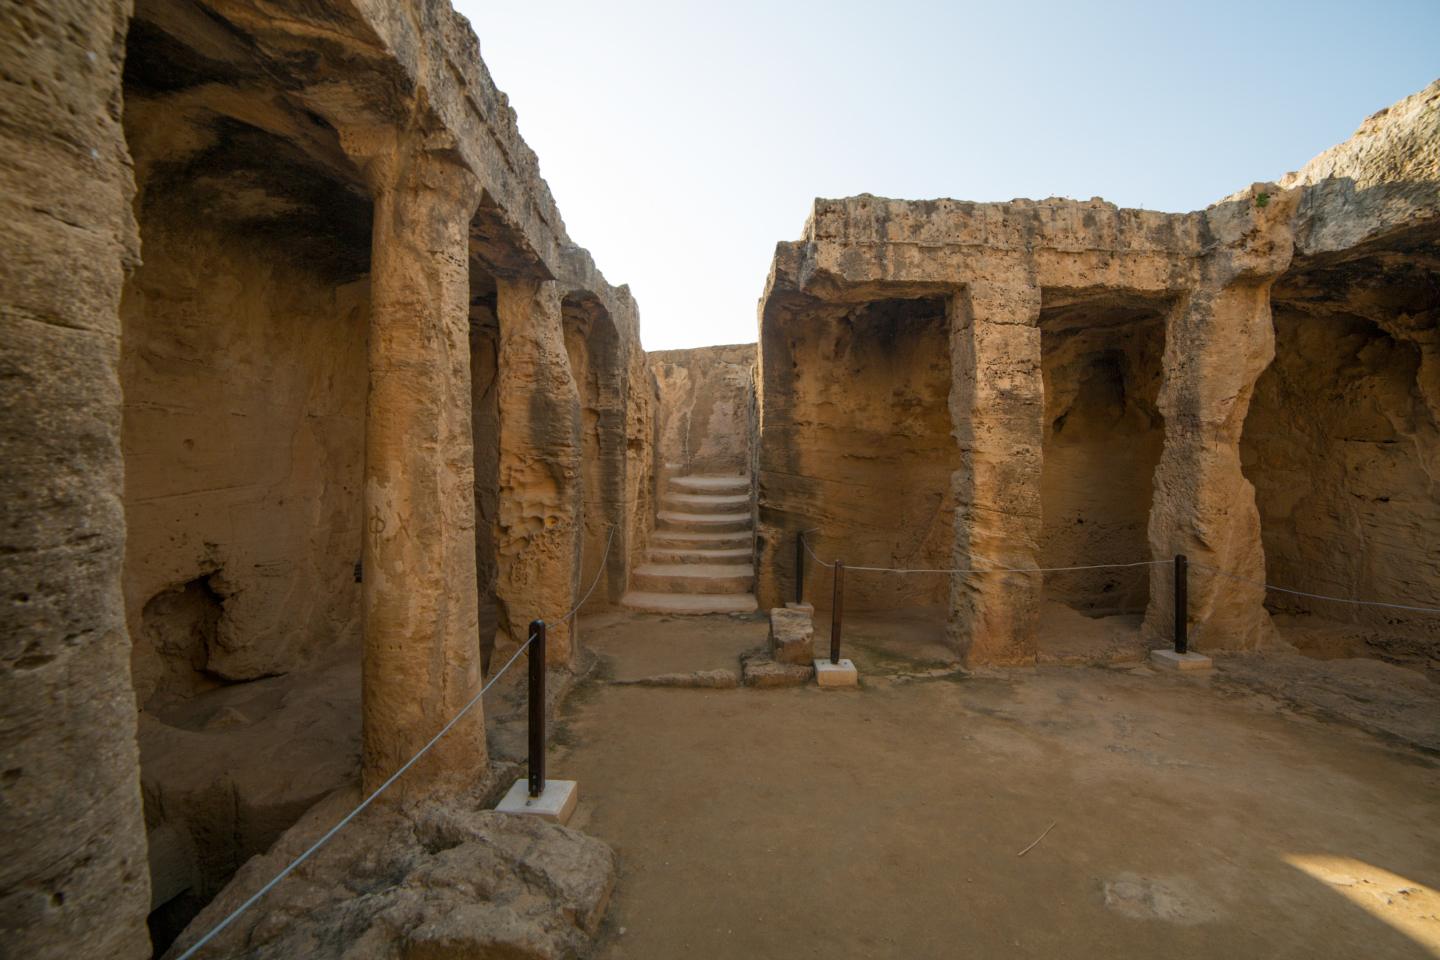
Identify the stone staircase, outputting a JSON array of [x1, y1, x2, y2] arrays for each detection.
[[621, 475, 758, 614]]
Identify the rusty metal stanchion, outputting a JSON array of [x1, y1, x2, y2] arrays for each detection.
[[527, 619, 546, 798], [1174, 555, 1188, 655], [830, 560, 845, 664], [796, 530, 806, 605]]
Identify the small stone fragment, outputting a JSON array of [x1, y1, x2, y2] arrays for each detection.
[[767, 608, 814, 665], [612, 670, 738, 689], [202, 706, 249, 730]]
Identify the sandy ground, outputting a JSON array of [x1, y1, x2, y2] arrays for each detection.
[[548, 610, 1440, 960]]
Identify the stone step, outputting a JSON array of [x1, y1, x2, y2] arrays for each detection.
[[670, 475, 751, 496], [633, 563, 755, 595], [649, 530, 753, 551], [655, 511, 751, 535], [620, 591, 759, 615], [647, 547, 753, 565], [662, 492, 750, 515]]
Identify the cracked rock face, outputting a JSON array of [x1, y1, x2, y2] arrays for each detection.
[[164, 792, 616, 960], [650, 343, 757, 480]]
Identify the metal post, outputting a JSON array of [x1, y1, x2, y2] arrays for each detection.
[[830, 560, 845, 664], [1174, 555, 1188, 655], [796, 531, 805, 605], [528, 619, 546, 798]]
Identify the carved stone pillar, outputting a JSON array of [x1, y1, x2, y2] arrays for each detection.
[[949, 282, 1045, 664], [1145, 186, 1299, 651], [355, 131, 486, 792], [493, 278, 584, 666], [0, 1, 152, 954]]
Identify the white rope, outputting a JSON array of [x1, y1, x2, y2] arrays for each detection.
[[175, 525, 619, 960], [551, 524, 618, 627], [801, 532, 1162, 575], [801, 533, 834, 568], [847, 559, 1164, 574], [1192, 562, 1440, 615]]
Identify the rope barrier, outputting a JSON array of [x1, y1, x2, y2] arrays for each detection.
[[175, 525, 619, 960], [803, 532, 1440, 615], [802, 533, 1164, 575], [1191, 562, 1440, 616]]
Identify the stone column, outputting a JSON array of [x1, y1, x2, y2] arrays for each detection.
[[948, 282, 1045, 664], [357, 132, 486, 793], [1144, 186, 1298, 651], [0, 1, 152, 956], [494, 278, 584, 666]]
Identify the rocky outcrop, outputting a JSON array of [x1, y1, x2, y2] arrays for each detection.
[[1280, 79, 1440, 257], [163, 792, 617, 960], [1244, 81, 1440, 669]]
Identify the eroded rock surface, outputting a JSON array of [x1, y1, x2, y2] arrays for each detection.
[[1214, 653, 1440, 754]]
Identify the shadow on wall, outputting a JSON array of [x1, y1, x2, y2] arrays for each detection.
[[768, 296, 959, 614], [1038, 293, 1170, 618], [565, 294, 627, 606], [1244, 219, 1440, 677], [138, 576, 229, 706], [120, 1, 374, 950]]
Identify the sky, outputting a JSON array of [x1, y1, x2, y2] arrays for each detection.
[[452, 0, 1439, 351]]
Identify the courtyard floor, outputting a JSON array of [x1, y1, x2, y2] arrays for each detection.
[[544, 610, 1440, 959]]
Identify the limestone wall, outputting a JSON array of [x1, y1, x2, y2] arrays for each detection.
[[2, 0, 658, 952], [0, 0, 153, 956], [757, 189, 1299, 662], [650, 343, 756, 479], [756, 82, 1439, 666]]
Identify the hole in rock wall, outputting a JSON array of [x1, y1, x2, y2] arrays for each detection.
[[564, 294, 625, 607], [781, 295, 959, 614], [1038, 296, 1166, 618], [139, 576, 228, 707], [471, 269, 501, 673]]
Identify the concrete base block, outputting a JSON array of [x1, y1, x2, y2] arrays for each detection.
[[814, 658, 858, 688], [495, 779, 578, 825], [785, 602, 815, 616], [1150, 649, 1214, 671]]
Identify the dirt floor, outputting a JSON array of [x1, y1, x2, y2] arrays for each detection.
[[547, 609, 1440, 959]]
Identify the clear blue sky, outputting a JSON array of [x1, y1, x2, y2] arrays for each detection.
[[453, 0, 1439, 351]]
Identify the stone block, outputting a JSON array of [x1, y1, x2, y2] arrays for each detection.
[[496, 779, 579, 825], [785, 601, 815, 616], [1150, 649, 1214, 671], [814, 658, 859, 688], [768, 608, 814, 664]]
